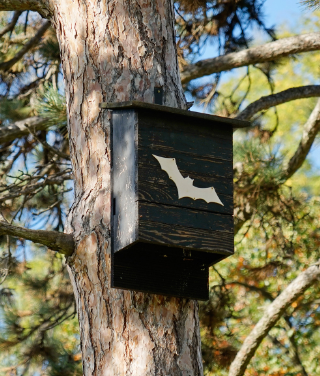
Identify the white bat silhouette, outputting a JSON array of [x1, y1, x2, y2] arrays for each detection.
[[152, 154, 224, 206]]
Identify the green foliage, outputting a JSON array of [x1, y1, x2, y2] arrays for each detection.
[[300, 0, 320, 10], [0, 11, 74, 375], [35, 84, 67, 129], [0, 99, 31, 122], [198, 12, 320, 376], [1, 5, 320, 376], [0, 252, 81, 376], [38, 31, 60, 62]]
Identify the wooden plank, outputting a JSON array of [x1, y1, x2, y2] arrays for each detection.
[[138, 180, 233, 215], [138, 115, 233, 182], [139, 202, 233, 233], [139, 131, 232, 163], [137, 111, 233, 214], [138, 164, 233, 194], [139, 149, 233, 180], [139, 112, 233, 146], [139, 220, 234, 254], [112, 109, 139, 253], [99, 100, 250, 129]]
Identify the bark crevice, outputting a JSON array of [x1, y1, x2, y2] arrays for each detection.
[[51, 0, 200, 374]]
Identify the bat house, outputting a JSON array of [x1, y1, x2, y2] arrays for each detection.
[[99, 101, 249, 300]]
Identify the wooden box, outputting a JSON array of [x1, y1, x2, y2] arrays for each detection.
[[100, 101, 249, 300]]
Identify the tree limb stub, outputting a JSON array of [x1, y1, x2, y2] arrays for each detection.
[[0, 219, 75, 256], [228, 262, 320, 376], [0, 116, 49, 145], [0, 20, 51, 72], [283, 98, 320, 180], [181, 33, 320, 84], [237, 85, 320, 121]]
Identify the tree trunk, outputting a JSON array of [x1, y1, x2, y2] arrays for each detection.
[[50, 0, 203, 374]]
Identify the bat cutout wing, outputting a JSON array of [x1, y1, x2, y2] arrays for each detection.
[[152, 155, 224, 206]]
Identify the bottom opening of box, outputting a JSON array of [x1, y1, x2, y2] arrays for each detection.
[[111, 242, 230, 300]]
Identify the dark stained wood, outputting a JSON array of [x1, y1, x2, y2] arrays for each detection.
[[137, 108, 233, 216], [154, 87, 163, 105], [112, 244, 228, 300], [100, 100, 250, 129], [139, 111, 234, 142], [139, 202, 233, 233], [139, 147, 233, 179], [139, 220, 234, 254], [138, 180, 233, 215], [138, 164, 233, 194], [109, 104, 238, 300]]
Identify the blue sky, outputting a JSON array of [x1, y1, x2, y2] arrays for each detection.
[[264, 0, 302, 25], [259, 0, 320, 170], [191, 0, 320, 170]]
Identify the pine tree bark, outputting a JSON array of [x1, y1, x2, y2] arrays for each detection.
[[49, 0, 202, 374]]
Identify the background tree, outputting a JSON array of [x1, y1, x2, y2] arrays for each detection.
[[0, 1, 320, 375]]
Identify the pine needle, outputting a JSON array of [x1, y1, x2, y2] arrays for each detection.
[[300, 0, 320, 10], [34, 84, 67, 129]]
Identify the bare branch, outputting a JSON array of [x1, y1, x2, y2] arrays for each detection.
[[0, 171, 72, 203], [181, 33, 320, 84], [0, 11, 22, 38], [0, 1, 49, 15], [283, 98, 320, 179], [25, 125, 70, 160], [237, 85, 320, 121], [0, 116, 49, 144], [227, 281, 274, 301], [0, 216, 74, 256], [228, 261, 320, 376], [0, 20, 51, 72]]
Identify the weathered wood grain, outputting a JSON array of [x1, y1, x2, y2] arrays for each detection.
[[138, 180, 233, 215], [139, 120, 233, 160], [139, 164, 233, 193], [139, 148, 232, 179], [139, 202, 233, 232], [137, 109, 233, 215], [139, 220, 234, 254], [139, 111, 234, 141], [112, 110, 138, 253], [111, 106, 235, 300]]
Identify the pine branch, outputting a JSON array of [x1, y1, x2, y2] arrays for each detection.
[[181, 33, 320, 84], [228, 261, 320, 376], [0, 214, 74, 256], [0, 116, 49, 144], [0, 1, 49, 15], [300, 0, 320, 10], [283, 98, 320, 179], [236, 85, 320, 121], [0, 11, 22, 38], [0, 20, 51, 72], [234, 97, 320, 235]]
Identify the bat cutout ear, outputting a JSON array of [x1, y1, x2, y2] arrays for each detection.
[[152, 154, 224, 206]]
